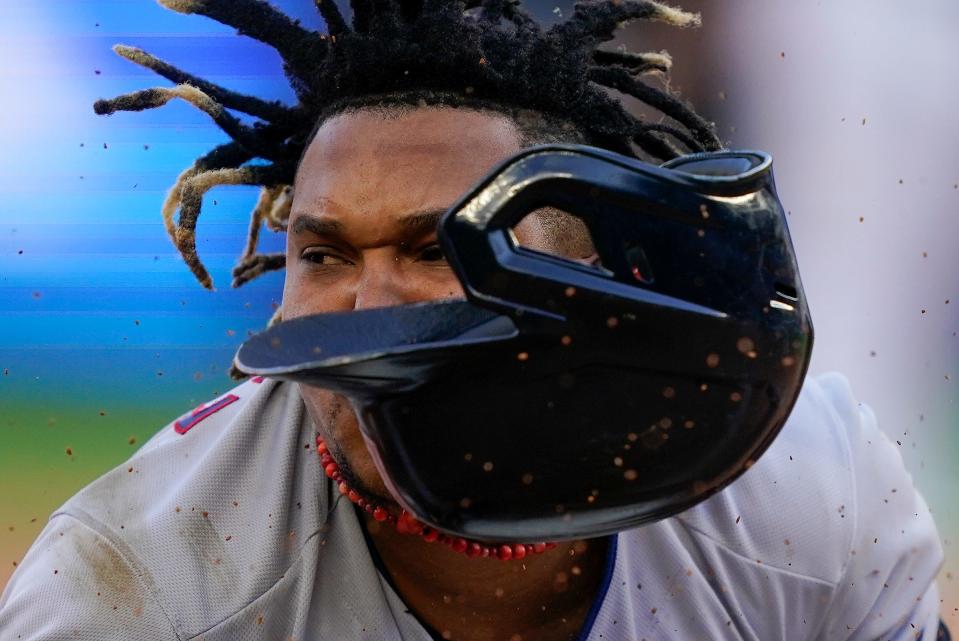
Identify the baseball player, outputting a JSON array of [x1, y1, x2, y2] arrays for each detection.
[[0, 1, 947, 640]]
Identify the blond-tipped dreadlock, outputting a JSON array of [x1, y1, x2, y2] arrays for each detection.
[[95, 0, 720, 296]]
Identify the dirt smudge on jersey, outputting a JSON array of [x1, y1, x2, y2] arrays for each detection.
[[176, 510, 239, 589], [67, 523, 148, 618]]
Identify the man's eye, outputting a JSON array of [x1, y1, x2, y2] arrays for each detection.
[[301, 249, 350, 266], [418, 243, 446, 263]]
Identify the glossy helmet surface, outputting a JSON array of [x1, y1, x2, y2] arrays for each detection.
[[235, 144, 813, 542]]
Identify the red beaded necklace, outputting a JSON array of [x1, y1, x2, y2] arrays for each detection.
[[317, 435, 557, 560]]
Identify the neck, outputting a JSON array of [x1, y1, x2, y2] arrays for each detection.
[[361, 512, 611, 641]]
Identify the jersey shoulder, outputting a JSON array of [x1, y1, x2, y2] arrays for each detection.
[[2, 377, 329, 641], [673, 371, 861, 584]]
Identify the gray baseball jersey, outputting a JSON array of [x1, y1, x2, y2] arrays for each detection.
[[0, 372, 944, 640]]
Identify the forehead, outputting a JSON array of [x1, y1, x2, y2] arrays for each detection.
[[293, 107, 523, 215]]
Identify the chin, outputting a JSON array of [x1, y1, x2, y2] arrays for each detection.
[[298, 383, 396, 502]]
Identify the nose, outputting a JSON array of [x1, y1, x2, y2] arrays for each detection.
[[352, 250, 419, 311]]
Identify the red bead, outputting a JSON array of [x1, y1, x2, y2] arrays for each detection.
[[404, 513, 424, 535], [452, 538, 468, 553], [545, 542, 558, 550], [422, 528, 439, 543], [331, 473, 342, 482], [512, 544, 526, 560], [357, 499, 367, 508], [323, 463, 338, 478], [338, 482, 350, 495], [348, 490, 360, 503], [466, 542, 482, 558], [364, 504, 375, 514], [497, 544, 512, 561], [481, 546, 491, 558], [317, 441, 328, 455], [320, 454, 333, 465], [373, 508, 388, 522], [525, 544, 534, 554], [395, 518, 410, 534]]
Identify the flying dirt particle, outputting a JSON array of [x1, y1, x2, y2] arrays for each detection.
[[128, 436, 136, 445], [65, 447, 73, 456]]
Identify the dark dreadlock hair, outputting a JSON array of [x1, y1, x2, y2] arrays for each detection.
[[94, 0, 721, 296]]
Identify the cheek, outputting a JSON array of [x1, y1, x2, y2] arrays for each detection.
[[280, 258, 353, 319], [420, 270, 467, 300]]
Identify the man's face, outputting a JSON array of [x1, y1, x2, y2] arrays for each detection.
[[283, 106, 555, 505]]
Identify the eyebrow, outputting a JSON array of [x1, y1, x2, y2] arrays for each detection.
[[289, 207, 449, 237]]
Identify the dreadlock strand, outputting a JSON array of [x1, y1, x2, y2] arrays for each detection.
[[640, 122, 703, 153], [588, 66, 721, 150], [94, 84, 284, 158], [112, 45, 296, 123], [160, 143, 254, 245], [176, 164, 291, 289], [315, 0, 350, 35], [593, 49, 672, 75], [231, 252, 286, 288], [241, 187, 276, 260], [157, 0, 325, 79], [398, 0, 425, 22], [369, 0, 403, 33], [633, 127, 683, 161], [553, 0, 699, 46], [350, 0, 376, 32], [266, 186, 294, 231]]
